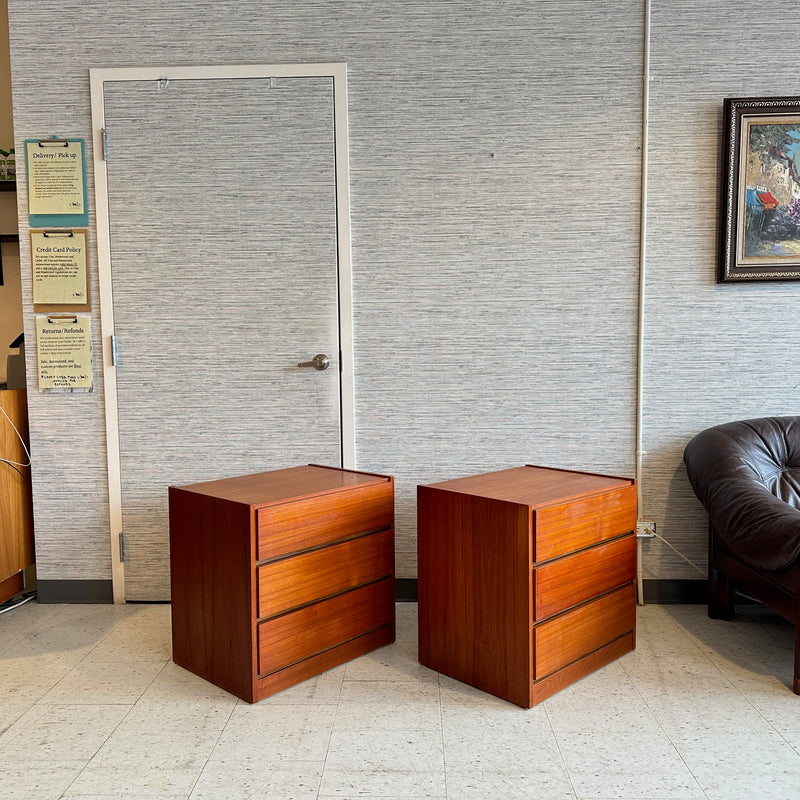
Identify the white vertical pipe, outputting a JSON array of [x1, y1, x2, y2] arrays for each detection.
[[635, 0, 652, 605]]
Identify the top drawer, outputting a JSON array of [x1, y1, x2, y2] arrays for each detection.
[[257, 481, 393, 561], [533, 483, 637, 562]]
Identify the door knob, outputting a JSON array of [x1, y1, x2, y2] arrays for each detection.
[[297, 354, 330, 370]]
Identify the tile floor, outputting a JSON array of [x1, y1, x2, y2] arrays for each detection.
[[1, 599, 800, 799]]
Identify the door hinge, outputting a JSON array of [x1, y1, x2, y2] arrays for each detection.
[[110, 334, 119, 367], [102, 128, 109, 161], [118, 532, 125, 562]]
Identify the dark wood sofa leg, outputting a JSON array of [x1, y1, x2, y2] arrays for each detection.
[[708, 525, 734, 621], [794, 583, 800, 695], [708, 565, 735, 620], [794, 622, 800, 695]]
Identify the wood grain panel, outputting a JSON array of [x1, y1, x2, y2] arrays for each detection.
[[417, 485, 532, 708], [533, 533, 636, 621], [533, 584, 636, 679], [533, 483, 637, 562], [425, 466, 632, 508], [257, 529, 393, 619], [258, 577, 394, 676], [257, 481, 393, 561], [0, 571, 24, 605], [183, 465, 389, 505], [169, 487, 257, 702]]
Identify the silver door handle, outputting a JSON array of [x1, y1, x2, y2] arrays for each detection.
[[297, 354, 330, 370]]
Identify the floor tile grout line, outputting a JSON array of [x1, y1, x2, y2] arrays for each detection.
[[5, 602, 800, 799], [317, 660, 348, 799], [627, 680, 713, 800], [56, 608, 175, 800], [620, 611, 725, 800], [0, 599, 65, 640], [436, 675, 450, 800], [57, 698, 139, 800], [184, 691, 241, 800], [36, 602, 146, 705], [541, 697, 580, 800], [655, 606, 800, 760]]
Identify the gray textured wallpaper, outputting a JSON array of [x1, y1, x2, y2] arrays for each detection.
[[103, 76, 343, 600], [640, 1, 800, 581], [11, 1, 777, 597]]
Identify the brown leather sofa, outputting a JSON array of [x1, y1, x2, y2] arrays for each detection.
[[684, 416, 800, 693]]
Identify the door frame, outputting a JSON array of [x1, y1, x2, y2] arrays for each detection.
[[89, 63, 355, 603]]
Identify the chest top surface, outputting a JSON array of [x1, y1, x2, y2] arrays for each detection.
[[171, 464, 391, 507], [423, 465, 634, 509]]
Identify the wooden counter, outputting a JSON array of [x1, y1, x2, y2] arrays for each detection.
[[0, 389, 34, 604]]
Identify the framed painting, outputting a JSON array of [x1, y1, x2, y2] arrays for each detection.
[[719, 96, 800, 282]]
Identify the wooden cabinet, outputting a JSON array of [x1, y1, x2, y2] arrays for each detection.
[[0, 389, 34, 604], [417, 465, 637, 707], [169, 464, 395, 703]]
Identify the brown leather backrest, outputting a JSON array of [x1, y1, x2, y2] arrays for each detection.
[[684, 416, 800, 571]]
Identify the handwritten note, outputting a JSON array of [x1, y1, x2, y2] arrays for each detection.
[[35, 314, 93, 392]]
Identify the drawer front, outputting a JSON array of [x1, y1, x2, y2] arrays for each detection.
[[533, 583, 635, 680], [533, 483, 636, 562], [258, 577, 394, 676], [257, 481, 393, 561], [257, 529, 394, 619], [533, 533, 635, 621]]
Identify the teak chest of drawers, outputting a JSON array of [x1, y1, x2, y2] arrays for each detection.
[[169, 464, 395, 703], [417, 465, 637, 707]]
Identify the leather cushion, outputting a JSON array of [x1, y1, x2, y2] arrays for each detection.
[[684, 416, 800, 572]]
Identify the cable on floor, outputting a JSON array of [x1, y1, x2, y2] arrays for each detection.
[[0, 591, 36, 614]]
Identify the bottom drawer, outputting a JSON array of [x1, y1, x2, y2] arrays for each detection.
[[258, 578, 394, 676], [533, 583, 635, 680]]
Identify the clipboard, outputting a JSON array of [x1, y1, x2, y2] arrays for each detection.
[[35, 313, 93, 393], [31, 229, 90, 312], [25, 138, 89, 228]]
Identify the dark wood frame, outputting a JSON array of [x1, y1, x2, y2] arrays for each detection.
[[719, 96, 800, 282], [708, 523, 800, 693]]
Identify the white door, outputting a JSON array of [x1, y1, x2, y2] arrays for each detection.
[[91, 65, 354, 602]]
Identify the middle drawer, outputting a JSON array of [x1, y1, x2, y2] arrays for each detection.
[[257, 529, 394, 619], [532, 533, 636, 621]]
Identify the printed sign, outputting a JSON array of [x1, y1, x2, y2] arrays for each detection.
[[31, 229, 89, 309], [25, 138, 89, 227], [35, 314, 93, 392]]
